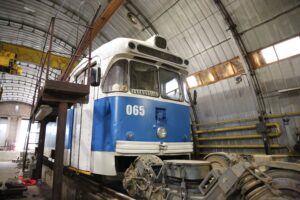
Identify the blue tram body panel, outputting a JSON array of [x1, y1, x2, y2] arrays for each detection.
[[65, 108, 74, 150], [91, 96, 190, 152]]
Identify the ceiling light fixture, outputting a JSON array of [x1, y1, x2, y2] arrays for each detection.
[[15, 105, 19, 112], [235, 76, 242, 84], [127, 12, 143, 30], [127, 12, 138, 24]]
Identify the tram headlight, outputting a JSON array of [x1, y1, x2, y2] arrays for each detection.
[[157, 127, 167, 138]]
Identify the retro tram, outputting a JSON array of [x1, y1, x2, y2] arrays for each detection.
[[44, 36, 300, 200]]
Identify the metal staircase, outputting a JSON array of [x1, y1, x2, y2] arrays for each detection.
[[21, 17, 91, 200]]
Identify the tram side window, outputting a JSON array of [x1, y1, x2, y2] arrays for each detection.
[[160, 69, 182, 101], [74, 61, 96, 84], [102, 59, 128, 93], [75, 69, 87, 84]]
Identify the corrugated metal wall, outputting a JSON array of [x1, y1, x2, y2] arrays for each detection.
[[235, 0, 300, 154]]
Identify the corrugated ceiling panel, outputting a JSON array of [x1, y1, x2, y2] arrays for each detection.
[[193, 54, 207, 71], [171, 4, 191, 32], [178, 1, 197, 26]]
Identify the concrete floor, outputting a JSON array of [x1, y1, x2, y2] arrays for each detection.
[[6, 184, 52, 200], [0, 161, 19, 185], [0, 161, 51, 200]]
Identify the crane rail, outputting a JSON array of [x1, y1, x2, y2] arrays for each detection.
[[43, 156, 134, 200], [73, 173, 134, 200]]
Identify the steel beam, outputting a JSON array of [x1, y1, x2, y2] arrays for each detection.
[[61, 0, 124, 80], [52, 102, 68, 200], [36, 0, 112, 43], [1, 79, 36, 88], [0, 99, 31, 105], [1, 94, 33, 101], [2, 91, 32, 98], [2, 86, 35, 94], [33, 120, 47, 179]]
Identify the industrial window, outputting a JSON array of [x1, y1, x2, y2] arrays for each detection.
[[260, 47, 277, 64], [250, 36, 300, 68], [275, 37, 300, 59], [186, 57, 244, 88], [186, 35, 300, 89], [12, 120, 39, 152], [0, 118, 8, 149], [186, 76, 198, 88], [102, 59, 128, 93]]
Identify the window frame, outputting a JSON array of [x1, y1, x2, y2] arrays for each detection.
[[101, 57, 186, 102], [101, 58, 129, 93], [182, 79, 190, 103], [74, 60, 98, 84], [129, 60, 159, 97], [159, 67, 184, 102]]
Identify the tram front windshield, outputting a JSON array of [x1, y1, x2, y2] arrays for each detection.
[[129, 61, 183, 101], [130, 61, 159, 97], [102, 59, 183, 101]]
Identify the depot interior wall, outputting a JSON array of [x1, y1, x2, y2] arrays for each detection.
[[187, 0, 300, 154], [0, 102, 31, 150]]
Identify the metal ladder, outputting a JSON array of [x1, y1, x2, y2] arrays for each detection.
[[186, 89, 200, 159], [22, 123, 39, 172]]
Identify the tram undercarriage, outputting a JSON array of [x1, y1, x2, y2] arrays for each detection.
[[122, 153, 300, 200]]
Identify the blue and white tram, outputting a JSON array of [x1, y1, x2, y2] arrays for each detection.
[[45, 35, 193, 176]]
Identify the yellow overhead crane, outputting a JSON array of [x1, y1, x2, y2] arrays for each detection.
[[0, 50, 22, 75], [0, 42, 76, 75]]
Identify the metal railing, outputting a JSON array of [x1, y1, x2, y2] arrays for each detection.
[[190, 109, 300, 156]]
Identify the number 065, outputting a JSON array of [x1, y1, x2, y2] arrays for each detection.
[[126, 105, 145, 116]]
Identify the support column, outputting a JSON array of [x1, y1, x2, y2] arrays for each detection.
[[6, 117, 19, 148], [52, 102, 68, 200], [34, 120, 47, 179]]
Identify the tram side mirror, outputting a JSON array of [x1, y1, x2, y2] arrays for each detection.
[[193, 90, 197, 105], [90, 67, 101, 87]]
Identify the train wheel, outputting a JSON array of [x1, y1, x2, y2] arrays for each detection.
[[123, 155, 164, 200], [265, 169, 300, 200], [240, 169, 300, 200]]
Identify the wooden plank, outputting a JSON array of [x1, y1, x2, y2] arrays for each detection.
[[44, 80, 89, 95], [41, 93, 88, 104]]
